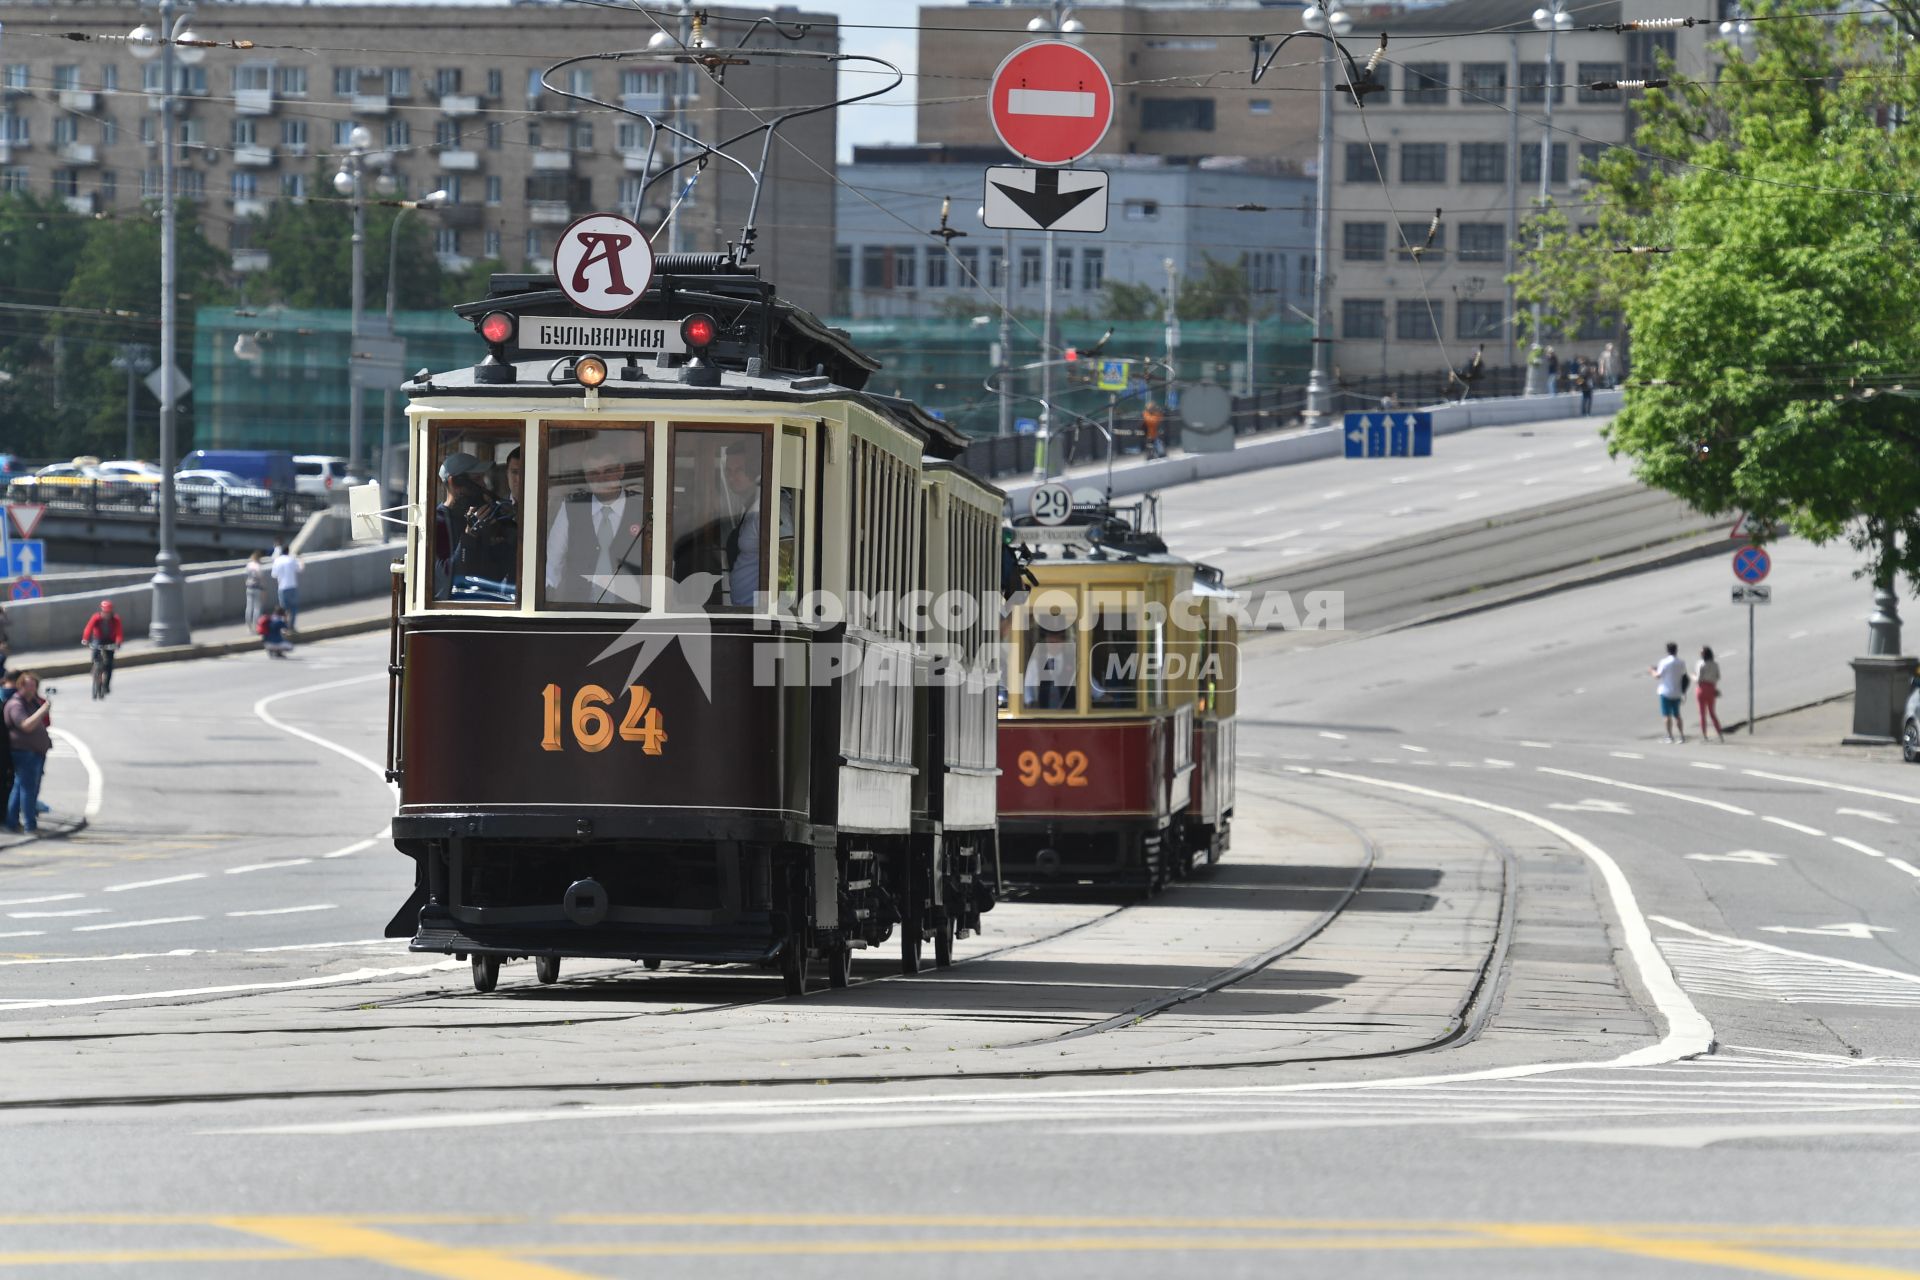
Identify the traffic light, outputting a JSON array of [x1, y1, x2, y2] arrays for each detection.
[[474, 310, 517, 384]]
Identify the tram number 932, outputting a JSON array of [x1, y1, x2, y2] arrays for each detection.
[[1016, 748, 1089, 788], [540, 683, 668, 755]]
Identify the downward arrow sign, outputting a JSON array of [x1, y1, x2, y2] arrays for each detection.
[[991, 168, 1101, 230]]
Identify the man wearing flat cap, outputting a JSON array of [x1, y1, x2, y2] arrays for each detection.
[[433, 449, 496, 600]]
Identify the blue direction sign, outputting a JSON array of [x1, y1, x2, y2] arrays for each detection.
[[1343, 412, 1433, 459], [5, 539, 43, 578], [9, 576, 39, 602], [1732, 545, 1771, 585]]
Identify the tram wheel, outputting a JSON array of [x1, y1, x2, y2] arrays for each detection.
[[826, 936, 854, 989], [933, 911, 955, 968], [900, 908, 924, 976], [644, 958, 663, 971], [780, 931, 812, 996], [470, 954, 500, 993], [534, 955, 561, 985]]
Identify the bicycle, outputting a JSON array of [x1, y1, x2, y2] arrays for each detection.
[[89, 643, 116, 700]]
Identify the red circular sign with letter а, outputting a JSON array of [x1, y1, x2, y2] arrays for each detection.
[[989, 40, 1115, 167], [553, 212, 654, 315]]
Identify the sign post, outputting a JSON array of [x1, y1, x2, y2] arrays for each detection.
[[1731, 547, 1772, 734]]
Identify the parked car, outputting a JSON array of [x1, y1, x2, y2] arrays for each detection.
[[1903, 678, 1920, 764], [294, 454, 351, 499], [178, 449, 296, 493], [174, 469, 276, 515], [97, 459, 164, 483]]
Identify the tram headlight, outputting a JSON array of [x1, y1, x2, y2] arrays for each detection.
[[574, 354, 609, 388]]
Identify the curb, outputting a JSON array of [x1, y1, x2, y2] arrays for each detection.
[[16, 615, 389, 679], [1722, 690, 1851, 736], [0, 816, 89, 852]]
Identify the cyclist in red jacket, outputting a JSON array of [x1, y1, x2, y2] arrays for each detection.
[[81, 600, 123, 695]]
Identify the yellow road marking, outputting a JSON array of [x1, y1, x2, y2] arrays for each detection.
[[508, 1234, 1514, 1257], [0, 1248, 309, 1265], [214, 1218, 606, 1280], [1482, 1225, 1920, 1279]]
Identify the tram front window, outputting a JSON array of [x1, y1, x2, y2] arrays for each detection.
[[668, 426, 778, 611], [1089, 613, 1143, 710], [1019, 587, 1080, 711], [430, 424, 523, 605], [540, 425, 649, 610]]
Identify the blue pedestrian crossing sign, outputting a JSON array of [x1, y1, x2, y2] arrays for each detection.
[[9, 576, 39, 601], [5, 539, 44, 578], [1344, 411, 1432, 458], [1096, 359, 1131, 392]]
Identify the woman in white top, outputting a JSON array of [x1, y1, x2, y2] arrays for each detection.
[[243, 551, 265, 629], [1696, 645, 1725, 742]]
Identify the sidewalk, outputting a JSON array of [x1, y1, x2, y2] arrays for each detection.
[[1725, 692, 1905, 762], [5, 595, 389, 679]]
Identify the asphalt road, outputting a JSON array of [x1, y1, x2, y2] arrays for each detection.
[[5, 421, 1920, 1278]]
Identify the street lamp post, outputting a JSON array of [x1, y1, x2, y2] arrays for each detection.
[[1300, 1, 1350, 419], [333, 126, 378, 480], [110, 343, 153, 460], [1523, 4, 1571, 397], [381, 189, 448, 532], [128, 0, 202, 646]]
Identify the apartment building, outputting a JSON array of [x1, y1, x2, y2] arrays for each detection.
[[836, 144, 1314, 321], [0, 1, 839, 313], [916, 2, 1320, 167], [1325, 0, 1711, 377]]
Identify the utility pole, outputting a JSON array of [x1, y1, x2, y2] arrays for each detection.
[[1299, 1, 1348, 418], [998, 226, 1013, 437], [1041, 231, 1056, 474], [1523, 4, 1570, 396], [1163, 255, 1180, 402]]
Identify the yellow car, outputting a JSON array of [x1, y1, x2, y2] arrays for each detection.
[[7, 458, 160, 507]]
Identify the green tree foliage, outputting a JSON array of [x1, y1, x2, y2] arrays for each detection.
[[1102, 280, 1161, 322], [251, 176, 444, 311], [0, 196, 92, 455], [1512, 0, 1920, 587]]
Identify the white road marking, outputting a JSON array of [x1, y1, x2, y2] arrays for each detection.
[[0, 893, 83, 907], [1762, 816, 1825, 837], [1318, 731, 1347, 741], [72, 916, 202, 932], [1519, 740, 1553, 749], [1691, 761, 1725, 771], [1251, 504, 1279, 516], [47, 727, 103, 820], [1788, 630, 1811, 641], [1388, 506, 1413, 516], [1654, 916, 1920, 988], [253, 673, 393, 789], [1390, 475, 1412, 484], [1759, 923, 1895, 940], [0, 960, 465, 1011], [1548, 799, 1635, 814], [244, 938, 397, 953], [105, 873, 207, 893], [324, 836, 383, 860], [1246, 529, 1303, 546], [1455, 491, 1481, 501], [226, 859, 313, 875], [1512, 451, 1535, 461], [0, 949, 204, 967], [1838, 807, 1898, 825], [1318, 520, 1344, 532], [1889, 859, 1920, 880], [1191, 547, 1227, 560], [1399, 744, 1428, 754], [1685, 850, 1783, 865], [1581, 464, 1604, 474], [0, 930, 45, 939], [1610, 751, 1644, 760], [1538, 766, 1753, 816], [1483, 759, 1515, 768], [1833, 837, 1886, 859], [1521, 476, 1544, 485], [226, 904, 337, 918], [8, 908, 107, 919], [1742, 769, 1920, 808], [1319, 493, 1345, 502], [1503, 1123, 1920, 1149], [1451, 464, 1474, 474]]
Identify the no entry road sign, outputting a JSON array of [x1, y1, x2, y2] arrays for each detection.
[[1732, 545, 1771, 584], [989, 40, 1115, 167]]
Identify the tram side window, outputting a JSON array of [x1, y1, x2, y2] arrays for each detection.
[[668, 426, 780, 612], [538, 424, 649, 611], [430, 424, 523, 605], [1020, 587, 1079, 711], [778, 426, 806, 611]]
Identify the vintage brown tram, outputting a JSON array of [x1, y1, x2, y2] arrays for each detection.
[[997, 495, 1237, 890], [379, 255, 1003, 993]]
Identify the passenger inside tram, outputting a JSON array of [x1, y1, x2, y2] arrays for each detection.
[[1023, 624, 1078, 710], [431, 431, 520, 603], [544, 428, 647, 607]]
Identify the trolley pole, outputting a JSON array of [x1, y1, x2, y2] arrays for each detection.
[[1040, 230, 1057, 476], [1748, 599, 1756, 735]]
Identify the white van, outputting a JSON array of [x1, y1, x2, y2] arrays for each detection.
[[294, 455, 351, 499]]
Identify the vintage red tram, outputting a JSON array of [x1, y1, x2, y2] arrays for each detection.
[[996, 497, 1237, 890], [378, 257, 1003, 992]]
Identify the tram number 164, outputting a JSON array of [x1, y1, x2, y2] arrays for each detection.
[[1016, 748, 1089, 788], [540, 683, 669, 755]]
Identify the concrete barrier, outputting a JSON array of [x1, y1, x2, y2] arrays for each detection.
[[1001, 389, 1623, 512], [2, 541, 399, 652]]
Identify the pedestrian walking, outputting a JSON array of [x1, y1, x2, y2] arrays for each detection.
[[271, 542, 304, 631], [1577, 359, 1595, 416], [1696, 645, 1726, 742], [1545, 346, 1560, 395], [1599, 342, 1617, 389], [244, 550, 265, 629], [5, 672, 51, 833], [1649, 641, 1688, 743]]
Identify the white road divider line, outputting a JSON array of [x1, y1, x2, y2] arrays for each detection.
[[1400, 744, 1429, 754], [0, 960, 465, 1011], [252, 673, 393, 788], [0, 930, 46, 939], [1833, 837, 1886, 859], [226, 859, 313, 875], [1763, 816, 1825, 837], [0, 949, 205, 966], [0, 893, 82, 907], [1837, 807, 1897, 825], [8, 908, 106, 918], [244, 938, 395, 953], [1611, 752, 1645, 760], [323, 831, 389, 860], [105, 873, 207, 893], [1246, 529, 1304, 546], [47, 727, 103, 820], [72, 916, 202, 932], [226, 904, 337, 918], [1538, 766, 1753, 816], [1652, 916, 1920, 987], [1691, 762, 1725, 771], [1742, 769, 1920, 807]]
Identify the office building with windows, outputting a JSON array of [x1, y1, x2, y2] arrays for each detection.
[[0, 2, 838, 313]]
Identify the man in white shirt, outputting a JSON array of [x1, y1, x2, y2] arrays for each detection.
[[1649, 640, 1687, 743], [270, 542, 304, 630], [545, 436, 644, 605]]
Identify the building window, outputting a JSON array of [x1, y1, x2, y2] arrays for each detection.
[[1400, 142, 1447, 184], [1459, 63, 1507, 106], [276, 66, 308, 97], [434, 68, 462, 96], [1123, 199, 1159, 220], [1342, 221, 1386, 261], [893, 247, 917, 289], [1519, 61, 1564, 104], [1519, 142, 1569, 185], [386, 119, 410, 147], [54, 117, 78, 147], [231, 171, 258, 199], [527, 123, 542, 148], [101, 118, 117, 145], [1579, 141, 1611, 174], [333, 119, 357, 146], [956, 245, 980, 285], [487, 69, 503, 98], [984, 246, 1002, 288], [3, 115, 30, 146], [570, 121, 593, 150], [1055, 247, 1073, 289], [178, 169, 204, 200], [1458, 223, 1507, 262], [1626, 31, 1676, 81], [52, 66, 79, 91], [1, 66, 26, 92], [1403, 62, 1449, 105], [101, 66, 118, 92], [1398, 221, 1444, 261], [441, 175, 463, 204], [622, 69, 664, 97], [566, 68, 592, 97], [99, 171, 116, 202], [1459, 142, 1507, 183], [486, 175, 502, 205], [1396, 299, 1440, 342], [283, 119, 307, 149], [617, 121, 647, 152], [525, 229, 541, 262], [861, 245, 886, 289], [1344, 141, 1384, 183], [1083, 248, 1105, 291], [1018, 246, 1043, 287], [282, 172, 307, 199], [486, 121, 502, 150], [334, 67, 355, 97], [618, 175, 642, 210], [435, 228, 459, 256], [435, 119, 459, 148], [0, 166, 28, 194], [53, 170, 79, 198], [1579, 64, 1623, 104], [1140, 98, 1215, 131], [925, 250, 948, 289], [1458, 300, 1505, 340], [835, 246, 853, 292], [386, 67, 412, 98], [1298, 256, 1312, 299], [231, 118, 257, 146], [233, 65, 271, 93], [1342, 299, 1385, 339], [484, 228, 501, 258]]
